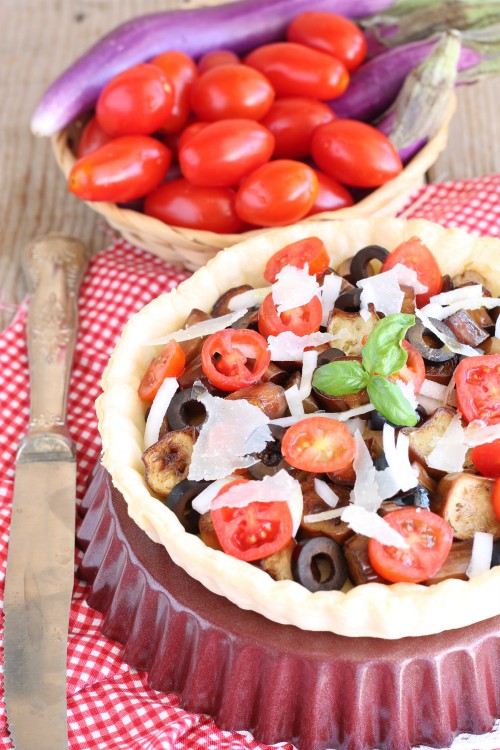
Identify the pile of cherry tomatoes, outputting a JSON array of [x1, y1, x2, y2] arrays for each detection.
[[69, 11, 403, 233]]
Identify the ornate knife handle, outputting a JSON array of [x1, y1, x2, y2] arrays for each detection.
[[22, 235, 88, 450]]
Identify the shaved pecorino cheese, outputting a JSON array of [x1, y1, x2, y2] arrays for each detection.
[[228, 286, 269, 312], [375, 424, 418, 500], [192, 477, 237, 515], [421, 295, 500, 321], [271, 403, 375, 428], [464, 419, 500, 447], [430, 284, 483, 306], [147, 309, 248, 346], [143, 377, 178, 449], [267, 331, 334, 361], [350, 430, 384, 512], [298, 350, 319, 399], [314, 478, 339, 508], [272, 264, 320, 314], [341, 505, 408, 548], [303, 507, 345, 524], [419, 378, 449, 403], [285, 384, 305, 417], [320, 273, 342, 326], [357, 266, 404, 316], [466, 532, 494, 579], [415, 309, 481, 357], [427, 413, 467, 473]]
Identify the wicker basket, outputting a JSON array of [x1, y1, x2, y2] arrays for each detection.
[[52, 95, 456, 271]]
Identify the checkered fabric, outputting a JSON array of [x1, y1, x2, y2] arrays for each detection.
[[1, 175, 500, 750]]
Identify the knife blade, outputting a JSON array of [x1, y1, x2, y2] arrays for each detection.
[[3, 235, 88, 750]]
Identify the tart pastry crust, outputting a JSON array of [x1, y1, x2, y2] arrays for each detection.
[[97, 217, 500, 638]]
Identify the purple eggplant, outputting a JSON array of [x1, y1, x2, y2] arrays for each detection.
[[31, 0, 396, 137]]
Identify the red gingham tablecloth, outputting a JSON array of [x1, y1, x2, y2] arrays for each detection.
[[1, 175, 500, 750]]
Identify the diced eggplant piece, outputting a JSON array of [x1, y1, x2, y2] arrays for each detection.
[[287, 371, 320, 413], [317, 348, 346, 367], [467, 307, 494, 330], [433, 472, 500, 540], [257, 539, 296, 581], [142, 428, 197, 497], [299, 478, 353, 544], [211, 284, 253, 317], [444, 309, 489, 347], [481, 337, 500, 355], [177, 354, 219, 393], [199, 511, 222, 551], [424, 355, 458, 385], [402, 407, 456, 479], [179, 309, 212, 363], [261, 362, 289, 385], [343, 534, 386, 585], [230, 306, 260, 331], [326, 309, 379, 356], [400, 285, 416, 315], [226, 382, 287, 419], [423, 540, 474, 585]]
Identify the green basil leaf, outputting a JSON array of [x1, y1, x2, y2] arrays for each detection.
[[312, 360, 369, 396], [367, 376, 418, 427], [362, 313, 415, 377]]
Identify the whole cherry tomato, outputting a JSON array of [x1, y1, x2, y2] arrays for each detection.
[[68, 136, 171, 202], [281, 416, 355, 473], [210, 478, 293, 561], [389, 340, 426, 395], [311, 119, 403, 188], [264, 237, 330, 283], [144, 179, 243, 233], [471, 439, 500, 478], [287, 12, 367, 71], [235, 159, 318, 227], [258, 292, 322, 338], [138, 340, 186, 402], [245, 42, 349, 100], [190, 64, 275, 121], [307, 170, 354, 215], [455, 354, 500, 425], [201, 329, 271, 391], [96, 63, 174, 136], [77, 116, 112, 158], [260, 97, 335, 159], [177, 121, 210, 151], [152, 50, 198, 134], [198, 49, 240, 73], [381, 237, 443, 307], [179, 119, 274, 187], [368, 507, 454, 583]]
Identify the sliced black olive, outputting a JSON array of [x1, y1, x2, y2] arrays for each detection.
[[316, 348, 346, 367], [165, 479, 210, 534], [230, 306, 259, 331], [406, 321, 455, 363], [369, 411, 396, 431], [291, 537, 347, 592], [349, 244, 389, 284], [166, 389, 207, 430], [333, 287, 362, 313], [394, 485, 431, 510], [249, 425, 290, 479], [491, 541, 500, 569]]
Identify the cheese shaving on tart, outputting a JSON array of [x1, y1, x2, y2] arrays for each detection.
[[341, 505, 408, 548], [147, 309, 248, 345], [466, 532, 494, 579], [272, 264, 320, 314], [144, 377, 178, 449], [320, 273, 342, 326], [228, 287, 269, 312], [267, 331, 334, 361], [314, 478, 339, 508], [426, 413, 467, 473]]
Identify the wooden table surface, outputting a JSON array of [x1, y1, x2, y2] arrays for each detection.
[[2, 0, 500, 331]]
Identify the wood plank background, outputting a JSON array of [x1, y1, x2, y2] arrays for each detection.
[[2, 0, 500, 331]]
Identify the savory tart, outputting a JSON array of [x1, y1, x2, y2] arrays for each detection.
[[97, 217, 500, 638]]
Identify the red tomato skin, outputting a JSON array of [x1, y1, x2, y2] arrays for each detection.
[[260, 97, 335, 159], [190, 64, 275, 122], [281, 416, 356, 473], [258, 292, 322, 338], [68, 136, 171, 203], [77, 116, 113, 158], [493, 477, 500, 521], [245, 42, 349, 100], [235, 159, 318, 227], [264, 237, 330, 283], [201, 329, 271, 391], [382, 237, 443, 307], [198, 49, 240, 74], [368, 508, 454, 584], [455, 354, 500, 425], [138, 340, 186, 402], [287, 12, 367, 71], [306, 169, 354, 215], [471, 440, 500, 478], [389, 340, 426, 395], [144, 179, 243, 233], [178, 119, 274, 187], [152, 51, 198, 134], [311, 119, 403, 188], [178, 121, 210, 151], [96, 64, 174, 136]]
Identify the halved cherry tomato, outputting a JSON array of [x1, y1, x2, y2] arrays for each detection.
[[381, 237, 442, 307], [191, 64, 275, 122], [144, 178, 243, 233], [287, 12, 367, 71], [179, 119, 274, 187], [77, 116, 112, 158], [245, 42, 349, 100], [235, 160, 318, 227], [138, 340, 186, 402], [455, 353, 500, 425], [389, 340, 425, 395], [281, 416, 355, 473], [368, 507, 454, 583], [198, 49, 240, 74], [311, 119, 403, 188], [493, 477, 500, 521], [96, 64, 174, 136], [259, 97, 335, 159], [471, 439, 500, 478], [307, 169, 354, 215], [201, 329, 271, 392], [258, 292, 322, 338], [210, 478, 293, 561], [152, 50, 198, 134], [68, 136, 171, 202], [264, 237, 330, 283]]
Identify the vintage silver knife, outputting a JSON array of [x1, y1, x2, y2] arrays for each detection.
[[3, 235, 88, 750]]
